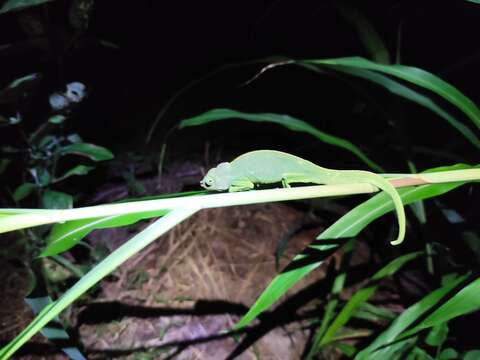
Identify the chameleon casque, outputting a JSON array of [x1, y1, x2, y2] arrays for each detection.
[[200, 150, 406, 245]]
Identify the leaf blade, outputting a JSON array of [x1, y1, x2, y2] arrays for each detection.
[[180, 108, 384, 172]]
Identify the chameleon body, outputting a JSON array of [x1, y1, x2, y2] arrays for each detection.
[[200, 150, 406, 245]]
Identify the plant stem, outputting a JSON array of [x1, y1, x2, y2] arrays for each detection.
[[1, 168, 479, 234]]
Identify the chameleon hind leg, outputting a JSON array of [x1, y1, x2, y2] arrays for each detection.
[[229, 179, 255, 192], [281, 173, 319, 188]]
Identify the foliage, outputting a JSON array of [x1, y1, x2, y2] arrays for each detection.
[[1, 2, 480, 359]]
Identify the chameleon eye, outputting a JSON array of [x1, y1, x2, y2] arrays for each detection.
[[207, 178, 213, 185]]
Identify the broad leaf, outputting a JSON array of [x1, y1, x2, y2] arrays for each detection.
[[13, 183, 36, 201], [42, 191, 73, 209], [61, 143, 114, 162]]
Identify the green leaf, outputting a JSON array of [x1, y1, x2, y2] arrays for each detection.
[[407, 347, 434, 360], [318, 252, 423, 348], [0, 0, 55, 14], [0, 207, 198, 359], [335, 1, 390, 64], [13, 183, 36, 202], [352, 302, 396, 322], [234, 164, 476, 330], [355, 274, 470, 360], [41, 209, 169, 257], [438, 348, 458, 360], [0, 158, 10, 174], [425, 323, 448, 347], [24, 294, 86, 360], [328, 67, 480, 149], [400, 276, 480, 339], [42, 191, 73, 209], [61, 143, 114, 162], [54, 165, 94, 182], [48, 115, 67, 124], [337, 343, 357, 357], [0, 73, 41, 102], [179, 108, 384, 172], [303, 57, 480, 129], [464, 350, 480, 360]]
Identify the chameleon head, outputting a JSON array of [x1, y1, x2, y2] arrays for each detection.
[[200, 162, 232, 191]]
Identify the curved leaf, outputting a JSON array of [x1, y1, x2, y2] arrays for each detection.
[[329, 66, 480, 149], [54, 165, 94, 183], [0, 207, 198, 359], [61, 143, 114, 162], [335, 1, 390, 64], [355, 274, 473, 360], [400, 276, 480, 338], [316, 251, 423, 350], [304, 57, 480, 129], [179, 108, 384, 172], [234, 164, 477, 329], [0, 73, 41, 102], [13, 183, 36, 202], [41, 209, 169, 257]]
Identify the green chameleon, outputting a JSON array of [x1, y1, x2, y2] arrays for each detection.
[[200, 150, 406, 245]]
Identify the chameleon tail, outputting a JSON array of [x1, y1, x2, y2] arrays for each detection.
[[367, 175, 406, 245]]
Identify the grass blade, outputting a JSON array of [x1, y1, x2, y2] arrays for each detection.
[[335, 1, 390, 64], [354, 274, 472, 360], [303, 57, 480, 129], [234, 164, 475, 330], [328, 66, 480, 149], [0, 206, 198, 359], [316, 252, 423, 349], [179, 108, 384, 172], [41, 209, 169, 257], [400, 276, 480, 338]]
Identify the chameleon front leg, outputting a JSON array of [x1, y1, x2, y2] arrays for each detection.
[[229, 179, 255, 192]]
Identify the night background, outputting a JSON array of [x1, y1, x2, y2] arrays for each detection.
[[0, 1, 480, 359]]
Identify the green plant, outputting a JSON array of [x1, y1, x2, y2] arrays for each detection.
[[0, 72, 113, 360], [2, 2, 480, 359]]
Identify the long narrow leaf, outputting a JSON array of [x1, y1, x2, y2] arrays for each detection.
[[318, 252, 423, 347], [303, 57, 480, 129], [355, 274, 471, 360], [41, 209, 169, 257], [0, 207, 199, 359], [179, 108, 384, 172], [234, 164, 476, 329], [328, 66, 480, 149], [400, 276, 480, 338], [335, 1, 390, 64]]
